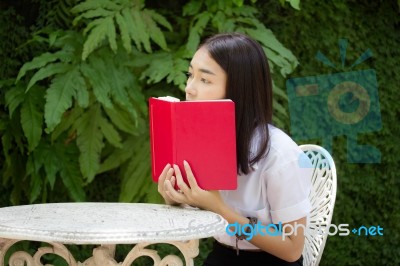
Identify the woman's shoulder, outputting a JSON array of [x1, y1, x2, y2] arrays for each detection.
[[269, 124, 300, 147], [265, 124, 304, 167]]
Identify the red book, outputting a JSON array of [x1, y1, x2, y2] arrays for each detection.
[[149, 97, 237, 190]]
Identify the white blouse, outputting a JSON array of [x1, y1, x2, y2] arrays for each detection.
[[215, 124, 312, 250]]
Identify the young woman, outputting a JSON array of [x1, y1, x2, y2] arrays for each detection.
[[157, 33, 312, 266]]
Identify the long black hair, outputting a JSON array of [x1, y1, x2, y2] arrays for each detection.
[[200, 33, 273, 175]]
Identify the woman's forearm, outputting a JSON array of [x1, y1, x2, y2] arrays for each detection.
[[215, 203, 306, 262]]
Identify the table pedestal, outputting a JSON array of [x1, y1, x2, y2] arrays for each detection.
[[1, 239, 199, 266]]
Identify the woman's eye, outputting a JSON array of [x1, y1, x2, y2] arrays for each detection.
[[186, 72, 193, 79], [201, 78, 209, 84]]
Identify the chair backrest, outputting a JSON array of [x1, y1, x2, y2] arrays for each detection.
[[299, 144, 337, 266]]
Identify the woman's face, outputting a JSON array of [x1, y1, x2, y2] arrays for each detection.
[[185, 47, 227, 101]]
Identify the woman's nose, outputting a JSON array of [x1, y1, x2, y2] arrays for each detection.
[[185, 80, 196, 97]]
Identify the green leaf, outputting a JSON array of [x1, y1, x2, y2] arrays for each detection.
[[81, 61, 113, 108], [60, 153, 86, 201], [16, 51, 67, 82], [104, 105, 138, 135], [98, 114, 122, 148], [26, 63, 71, 92], [105, 16, 117, 53], [82, 17, 114, 60], [29, 171, 42, 203], [44, 68, 85, 132], [121, 8, 143, 51], [142, 10, 169, 51], [186, 12, 211, 54], [75, 105, 104, 182], [141, 53, 173, 84], [119, 137, 151, 202], [148, 10, 172, 31], [232, 0, 244, 7], [43, 148, 60, 190], [71, 0, 120, 14], [21, 88, 44, 151], [51, 107, 83, 141], [183, 1, 203, 16], [115, 12, 132, 53], [289, 0, 300, 10], [246, 26, 298, 66], [98, 137, 136, 173], [131, 9, 152, 52], [272, 81, 288, 100], [273, 98, 288, 117], [73, 8, 115, 26], [5, 84, 25, 118]]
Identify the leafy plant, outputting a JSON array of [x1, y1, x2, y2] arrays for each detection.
[[2, 0, 300, 206]]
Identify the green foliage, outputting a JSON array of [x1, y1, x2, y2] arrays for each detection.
[[1, 0, 297, 206]]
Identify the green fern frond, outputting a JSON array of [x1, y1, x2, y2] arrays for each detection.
[[119, 136, 151, 202], [245, 27, 298, 73], [32, 143, 62, 190], [82, 18, 111, 60], [59, 145, 86, 201], [104, 105, 138, 135], [44, 68, 85, 132], [73, 8, 114, 26], [131, 9, 152, 52], [142, 10, 169, 51], [16, 51, 68, 82], [51, 107, 83, 141], [127, 85, 147, 116], [183, 0, 203, 16], [106, 61, 135, 110], [115, 12, 131, 52], [141, 52, 188, 89], [5, 84, 25, 118], [121, 8, 142, 51], [29, 171, 42, 203], [71, 0, 120, 14], [167, 58, 189, 90], [80, 60, 112, 108], [98, 114, 122, 148], [21, 87, 45, 152], [147, 9, 172, 31], [272, 81, 288, 100], [273, 98, 288, 117], [105, 16, 117, 52], [186, 12, 211, 54], [98, 136, 137, 174], [75, 72, 90, 109], [26, 63, 71, 92], [75, 105, 104, 182], [141, 52, 173, 84]]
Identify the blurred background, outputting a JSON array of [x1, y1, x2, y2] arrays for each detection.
[[0, 0, 399, 265]]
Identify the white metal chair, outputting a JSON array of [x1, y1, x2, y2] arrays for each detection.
[[300, 144, 337, 266]]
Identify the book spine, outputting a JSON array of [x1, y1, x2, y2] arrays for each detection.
[[149, 104, 156, 177], [171, 103, 177, 164]]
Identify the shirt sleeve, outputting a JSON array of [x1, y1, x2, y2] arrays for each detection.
[[266, 152, 313, 224]]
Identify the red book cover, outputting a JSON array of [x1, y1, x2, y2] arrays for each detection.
[[149, 97, 237, 190]]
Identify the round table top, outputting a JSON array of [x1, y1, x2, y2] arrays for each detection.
[[0, 202, 227, 244]]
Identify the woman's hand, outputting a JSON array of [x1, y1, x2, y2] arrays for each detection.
[[157, 164, 179, 206], [164, 160, 225, 213]]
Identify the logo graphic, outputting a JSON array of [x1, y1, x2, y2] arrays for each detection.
[[286, 39, 382, 163], [225, 222, 384, 241]]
